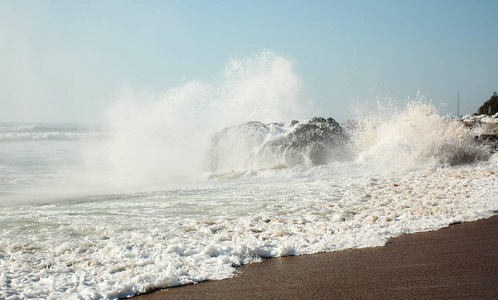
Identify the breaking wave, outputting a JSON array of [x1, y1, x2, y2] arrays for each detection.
[[351, 102, 491, 170], [0, 125, 106, 141], [82, 51, 493, 186], [97, 51, 310, 185], [205, 102, 491, 179]]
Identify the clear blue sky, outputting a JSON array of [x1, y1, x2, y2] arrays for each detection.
[[1, 0, 497, 123]]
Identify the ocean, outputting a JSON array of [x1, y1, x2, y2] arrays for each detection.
[[1, 54, 497, 299]]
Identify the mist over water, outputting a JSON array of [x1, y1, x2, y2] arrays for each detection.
[[94, 51, 310, 186]]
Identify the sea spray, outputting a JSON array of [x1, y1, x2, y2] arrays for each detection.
[[351, 101, 490, 172], [99, 51, 310, 186], [204, 101, 491, 179]]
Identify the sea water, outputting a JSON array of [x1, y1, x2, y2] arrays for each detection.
[[1, 53, 497, 299]]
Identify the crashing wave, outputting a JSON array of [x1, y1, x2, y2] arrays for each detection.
[[206, 106, 494, 178]]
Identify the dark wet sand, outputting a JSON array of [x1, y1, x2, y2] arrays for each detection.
[[130, 215, 497, 299]]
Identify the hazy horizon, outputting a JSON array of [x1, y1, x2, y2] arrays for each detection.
[[2, 0, 497, 123]]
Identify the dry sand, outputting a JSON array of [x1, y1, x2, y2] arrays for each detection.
[[129, 215, 497, 299]]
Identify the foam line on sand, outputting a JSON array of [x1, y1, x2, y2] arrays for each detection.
[[129, 215, 498, 299]]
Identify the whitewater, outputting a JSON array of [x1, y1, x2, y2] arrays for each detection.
[[1, 53, 497, 299]]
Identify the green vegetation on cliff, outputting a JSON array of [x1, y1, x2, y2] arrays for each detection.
[[477, 92, 498, 115]]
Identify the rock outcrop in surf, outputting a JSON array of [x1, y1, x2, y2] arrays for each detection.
[[461, 113, 498, 153], [206, 112, 497, 178], [206, 117, 351, 173]]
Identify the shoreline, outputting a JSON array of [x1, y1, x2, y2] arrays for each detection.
[[129, 215, 497, 299]]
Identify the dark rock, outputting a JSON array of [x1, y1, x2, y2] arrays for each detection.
[[274, 117, 349, 166], [206, 117, 351, 172], [474, 134, 498, 153]]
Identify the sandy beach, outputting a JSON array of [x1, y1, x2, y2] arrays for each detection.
[[130, 215, 497, 299]]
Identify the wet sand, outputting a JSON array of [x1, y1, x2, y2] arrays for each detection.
[[130, 215, 497, 299]]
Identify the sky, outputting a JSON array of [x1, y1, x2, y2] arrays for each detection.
[[1, 0, 497, 123]]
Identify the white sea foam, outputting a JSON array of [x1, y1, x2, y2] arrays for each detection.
[[0, 159, 496, 299]]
